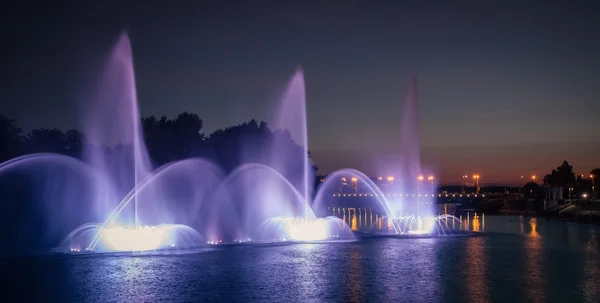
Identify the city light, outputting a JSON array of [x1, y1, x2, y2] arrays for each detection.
[[377, 176, 382, 180], [351, 177, 358, 182], [428, 176, 434, 181], [387, 176, 394, 181], [417, 175, 424, 181]]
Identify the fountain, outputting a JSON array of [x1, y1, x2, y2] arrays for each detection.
[[311, 74, 464, 237], [0, 34, 222, 254], [197, 69, 354, 244], [0, 33, 468, 255], [0, 34, 354, 254]]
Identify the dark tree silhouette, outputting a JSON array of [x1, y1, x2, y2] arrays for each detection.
[[25, 128, 67, 154], [543, 161, 576, 188], [143, 112, 207, 166], [0, 115, 23, 162]]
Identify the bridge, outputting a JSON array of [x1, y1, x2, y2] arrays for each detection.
[[330, 193, 486, 198]]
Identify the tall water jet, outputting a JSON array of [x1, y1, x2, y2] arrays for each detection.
[[83, 33, 152, 227], [270, 68, 313, 216], [398, 73, 421, 216], [63, 33, 214, 252]]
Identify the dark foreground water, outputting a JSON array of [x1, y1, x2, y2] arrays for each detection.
[[1, 216, 599, 302]]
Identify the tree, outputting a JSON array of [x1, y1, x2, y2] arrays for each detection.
[[143, 113, 206, 166], [25, 128, 66, 154], [543, 161, 576, 188], [204, 120, 317, 193], [64, 129, 85, 158], [0, 116, 23, 162]]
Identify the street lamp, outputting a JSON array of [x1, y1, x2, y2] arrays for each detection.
[[473, 174, 480, 194], [520, 175, 524, 194], [387, 176, 394, 193], [532, 175, 536, 184], [590, 174, 595, 202], [351, 177, 358, 193], [569, 187, 573, 202], [417, 176, 424, 218]]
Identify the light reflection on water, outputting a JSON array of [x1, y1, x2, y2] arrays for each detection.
[[524, 217, 545, 303], [465, 236, 489, 303], [2, 216, 599, 302], [583, 230, 599, 301]]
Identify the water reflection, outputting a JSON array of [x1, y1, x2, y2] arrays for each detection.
[[583, 230, 599, 302], [465, 236, 489, 303], [345, 249, 365, 302], [524, 218, 545, 303], [7, 216, 600, 302], [292, 244, 328, 300]]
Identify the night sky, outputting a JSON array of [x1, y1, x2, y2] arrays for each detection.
[[2, 1, 599, 184]]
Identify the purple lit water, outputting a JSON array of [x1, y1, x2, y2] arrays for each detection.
[[3, 216, 598, 302]]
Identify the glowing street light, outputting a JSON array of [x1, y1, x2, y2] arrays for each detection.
[[532, 175, 536, 184], [377, 176, 382, 180], [387, 176, 394, 181], [417, 175, 424, 181], [568, 187, 573, 202], [590, 174, 595, 201], [473, 175, 480, 194], [350, 177, 358, 193]]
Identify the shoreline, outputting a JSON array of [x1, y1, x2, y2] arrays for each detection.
[[495, 209, 600, 226]]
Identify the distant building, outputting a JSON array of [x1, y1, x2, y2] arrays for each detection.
[[544, 186, 563, 209]]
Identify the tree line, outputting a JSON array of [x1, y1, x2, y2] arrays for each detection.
[[522, 161, 598, 199], [0, 113, 317, 177]]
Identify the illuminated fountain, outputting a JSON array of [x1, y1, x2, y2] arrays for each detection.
[[0, 34, 220, 253], [0, 34, 466, 255], [312, 74, 464, 237], [198, 69, 353, 243]]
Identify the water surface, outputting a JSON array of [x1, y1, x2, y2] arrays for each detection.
[[2, 216, 599, 302]]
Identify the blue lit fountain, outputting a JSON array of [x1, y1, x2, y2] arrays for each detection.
[[311, 74, 463, 237], [0, 34, 464, 255]]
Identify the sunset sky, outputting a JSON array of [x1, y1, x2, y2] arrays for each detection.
[[2, 1, 598, 183]]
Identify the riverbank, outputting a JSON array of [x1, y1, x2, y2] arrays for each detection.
[[498, 207, 600, 225]]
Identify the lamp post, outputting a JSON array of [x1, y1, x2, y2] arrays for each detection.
[[428, 176, 434, 194], [569, 187, 573, 203], [473, 175, 480, 194], [462, 175, 468, 193], [591, 174, 595, 202], [417, 175, 424, 218], [351, 177, 358, 193], [520, 176, 524, 194]]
